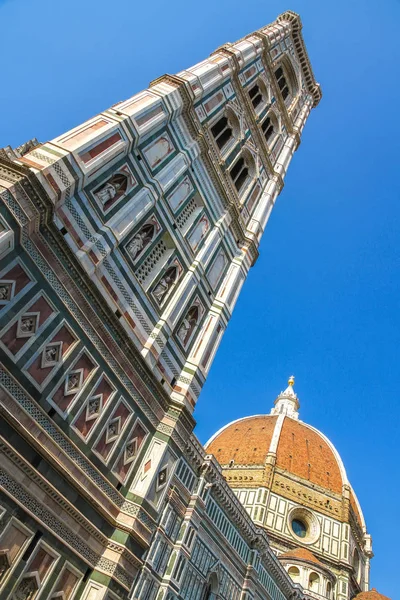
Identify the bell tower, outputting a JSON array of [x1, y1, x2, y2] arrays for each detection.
[[0, 12, 324, 600]]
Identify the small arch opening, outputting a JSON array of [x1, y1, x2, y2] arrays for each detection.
[[203, 572, 219, 600], [308, 572, 320, 592], [288, 566, 300, 584]]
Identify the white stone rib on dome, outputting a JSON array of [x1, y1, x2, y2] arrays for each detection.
[[206, 413, 349, 490], [294, 419, 349, 486]]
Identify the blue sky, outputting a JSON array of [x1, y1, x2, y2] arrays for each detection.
[[1, 0, 398, 595]]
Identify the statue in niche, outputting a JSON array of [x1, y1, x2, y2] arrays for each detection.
[[45, 346, 59, 363], [93, 173, 128, 205], [14, 576, 39, 600], [152, 266, 178, 305], [66, 372, 81, 392], [20, 316, 36, 333], [126, 223, 155, 262], [177, 305, 199, 347], [0, 284, 11, 301]]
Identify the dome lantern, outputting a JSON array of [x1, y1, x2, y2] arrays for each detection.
[[271, 375, 300, 419]]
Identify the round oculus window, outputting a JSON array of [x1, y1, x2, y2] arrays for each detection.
[[288, 507, 321, 544], [291, 518, 307, 538]]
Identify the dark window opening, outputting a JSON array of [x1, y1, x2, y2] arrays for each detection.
[[292, 518, 307, 538], [275, 66, 291, 102], [230, 158, 244, 180], [234, 167, 248, 191], [22, 531, 42, 562], [211, 117, 227, 136], [230, 157, 250, 192], [211, 116, 233, 150], [249, 84, 263, 108], [261, 117, 275, 142]]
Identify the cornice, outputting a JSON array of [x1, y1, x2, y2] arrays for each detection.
[[279, 554, 336, 582], [267, 531, 355, 579], [276, 11, 322, 107], [0, 369, 156, 545], [250, 31, 295, 141], [0, 438, 142, 590]]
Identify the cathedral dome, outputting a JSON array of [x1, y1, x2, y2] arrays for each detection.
[[206, 413, 345, 494], [205, 377, 365, 528], [206, 377, 346, 494]]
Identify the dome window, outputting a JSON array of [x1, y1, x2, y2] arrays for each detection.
[[288, 506, 321, 544], [292, 518, 307, 538]]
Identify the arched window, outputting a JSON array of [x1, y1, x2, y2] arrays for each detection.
[[249, 83, 263, 109], [274, 59, 298, 106], [211, 109, 240, 151], [230, 151, 255, 195], [248, 79, 269, 111], [203, 583, 212, 600], [288, 566, 300, 583], [230, 157, 248, 192], [309, 572, 320, 592], [203, 572, 219, 600], [261, 116, 274, 142], [274, 66, 290, 101], [211, 116, 232, 149], [326, 581, 333, 599]]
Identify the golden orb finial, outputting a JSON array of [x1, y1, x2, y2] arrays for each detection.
[[288, 375, 295, 386]]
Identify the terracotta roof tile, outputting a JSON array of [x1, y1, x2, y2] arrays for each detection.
[[354, 590, 391, 600], [279, 547, 322, 566], [206, 416, 277, 465], [276, 418, 343, 493], [206, 415, 343, 494]]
